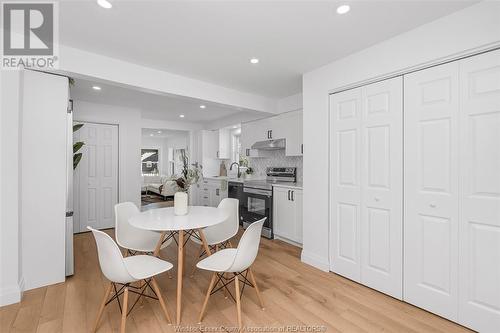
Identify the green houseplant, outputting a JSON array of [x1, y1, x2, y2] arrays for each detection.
[[73, 123, 85, 169]]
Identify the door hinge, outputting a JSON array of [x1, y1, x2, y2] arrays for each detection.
[[67, 99, 73, 114]]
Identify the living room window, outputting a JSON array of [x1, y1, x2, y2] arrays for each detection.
[[141, 148, 159, 176]]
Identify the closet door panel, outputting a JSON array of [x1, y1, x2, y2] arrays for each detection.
[[360, 77, 403, 299], [330, 88, 362, 281], [458, 50, 500, 332], [404, 62, 459, 320]]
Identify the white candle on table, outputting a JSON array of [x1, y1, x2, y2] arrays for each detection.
[[174, 191, 188, 215]]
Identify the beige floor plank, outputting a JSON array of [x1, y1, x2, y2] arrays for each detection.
[[1, 229, 473, 333]]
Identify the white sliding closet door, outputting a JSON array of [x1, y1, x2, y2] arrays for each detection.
[[404, 62, 460, 320], [360, 77, 403, 299], [330, 88, 362, 281], [74, 122, 118, 233], [458, 50, 500, 332], [330, 77, 403, 298]]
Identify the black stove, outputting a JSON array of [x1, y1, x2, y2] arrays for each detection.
[[229, 167, 297, 239]]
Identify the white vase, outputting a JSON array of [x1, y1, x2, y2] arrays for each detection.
[[174, 191, 188, 215]]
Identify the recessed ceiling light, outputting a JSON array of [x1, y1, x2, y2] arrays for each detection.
[[157, 130, 162, 134], [150, 134, 154, 137], [250, 58, 259, 64], [336, 4, 350, 14], [92, 86, 101, 91], [200, 105, 206, 109], [233, 126, 238, 129], [179, 114, 185, 118], [97, 0, 112, 9]]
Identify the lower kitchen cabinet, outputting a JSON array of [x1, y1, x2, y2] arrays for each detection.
[[197, 179, 228, 207], [273, 186, 302, 245]]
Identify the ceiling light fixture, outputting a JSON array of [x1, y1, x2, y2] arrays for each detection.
[[179, 114, 185, 118], [200, 105, 206, 109], [97, 0, 112, 9], [92, 85, 101, 91], [250, 58, 259, 64], [150, 134, 154, 137], [336, 4, 350, 14], [157, 130, 162, 134]]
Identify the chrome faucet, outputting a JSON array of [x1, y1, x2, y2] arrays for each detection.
[[229, 162, 241, 178]]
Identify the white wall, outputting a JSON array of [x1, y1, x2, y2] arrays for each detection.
[[0, 71, 23, 306], [73, 100, 142, 207], [302, 2, 500, 271]]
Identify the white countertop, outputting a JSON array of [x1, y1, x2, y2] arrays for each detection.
[[272, 182, 303, 190]]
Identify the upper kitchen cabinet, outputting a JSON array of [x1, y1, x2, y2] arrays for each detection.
[[202, 130, 218, 159], [240, 110, 303, 157], [278, 110, 303, 156], [217, 127, 231, 159], [201, 128, 231, 160]]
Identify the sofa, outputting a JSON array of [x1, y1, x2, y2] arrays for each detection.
[[142, 175, 177, 199]]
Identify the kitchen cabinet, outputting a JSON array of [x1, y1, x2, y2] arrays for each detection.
[[217, 128, 231, 159], [273, 186, 303, 245], [201, 129, 231, 159], [197, 179, 228, 207], [202, 130, 218, 159], [278, 110, 303, 156], [240, 110, 303, 157]]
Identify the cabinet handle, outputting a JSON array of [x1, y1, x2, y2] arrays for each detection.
[[269, 130, 272, 139], [216, 188, 219, 196], [217, 151, 219, 158], [291, 191, 294, 201], [301, 144, 303, 154], [246, 148, 250, 156], [287, 190, 290, 200]]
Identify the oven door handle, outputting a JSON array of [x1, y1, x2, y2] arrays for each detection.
[[243, 187, 272, 196]]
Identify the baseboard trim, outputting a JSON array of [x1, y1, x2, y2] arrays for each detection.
[[0, 278, 24, 306], [300, 250, 330, 272]]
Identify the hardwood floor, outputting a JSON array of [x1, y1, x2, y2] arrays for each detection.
[[0, 230, 472, 333]]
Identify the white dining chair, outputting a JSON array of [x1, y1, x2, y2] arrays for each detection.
[[197, 218, 266, 329], [88, 227, 173, 333], [115, 202, 174, 255], [190, 198, 239, 276]]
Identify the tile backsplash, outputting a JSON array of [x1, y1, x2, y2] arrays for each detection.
[[246, 150, 303, 181]]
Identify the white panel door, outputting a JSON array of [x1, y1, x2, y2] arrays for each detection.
[[458, 50, 500, 332], [74, 122, 118, 232], [330, 88, 362, 281], [404, 62, 459, 320], [360, 77, 403, 299]]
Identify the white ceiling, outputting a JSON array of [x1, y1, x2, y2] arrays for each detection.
[[59, 1, 475, 98], [70, 77, 271, 123], [142, 128, 187, 139]]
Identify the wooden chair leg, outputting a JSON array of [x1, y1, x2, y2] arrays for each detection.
[[92, 282, 113, 333], [234, 273, 242, 330], [151, 277, 172, 324], [190, 244, 204, 278], [248, 268, 265, 310], [198, 272, 217, 323], [120, 287, 129, 333]]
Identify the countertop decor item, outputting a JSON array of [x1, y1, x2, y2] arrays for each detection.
[[174, 192, 188, 216]]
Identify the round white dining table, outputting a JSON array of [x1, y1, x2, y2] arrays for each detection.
[[129, 206, 227, 325]]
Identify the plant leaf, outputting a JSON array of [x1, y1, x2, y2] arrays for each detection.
[[73, 141, 84, 153], [73, 153, 82, 170], [73, 124, 84, 132]]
